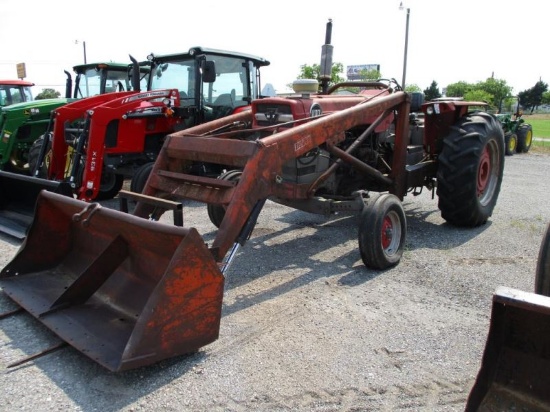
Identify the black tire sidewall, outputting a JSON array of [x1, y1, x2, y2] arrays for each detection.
[[436, 112, 504, 227], [358, 193, 407, 270]]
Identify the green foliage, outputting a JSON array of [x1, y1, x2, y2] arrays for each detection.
[[294, 62, 345, 89], [358, 68, 381, 81], [543, 91, 550, 105], [445, 78, 512, 111], [519, 81, 549, 113], [445, 81, 472, 98], [35, 88, 61, 100], [423, 81, 441, 100], [464, 90, 494, 106], [478, 78, 512, 112], [405, 84, 421, 93]]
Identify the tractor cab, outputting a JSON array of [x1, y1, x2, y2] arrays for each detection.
[[0, 80, 34, 107], [67, 61, 150, 99], [147, 47, 270, 128]]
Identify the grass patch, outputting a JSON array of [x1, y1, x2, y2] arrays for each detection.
[[523, 114, 550, 138]]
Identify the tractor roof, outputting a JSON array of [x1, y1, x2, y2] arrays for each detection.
[[149, 46, 270, 68]]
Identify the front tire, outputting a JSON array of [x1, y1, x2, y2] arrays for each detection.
[[131, 162, 155, 193], [95, 170, 124, 200], [437, 112, 504, 227], [27, 135, 51, 177], [358, 194, 407, 270], [206, 169, 242, 228], [516, 123, 533, 153], [504, 132, 517, 156]]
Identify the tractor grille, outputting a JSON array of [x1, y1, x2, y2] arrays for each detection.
[[254, 103, 293, 126]]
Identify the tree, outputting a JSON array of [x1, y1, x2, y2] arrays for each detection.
[[405, 84, 421, 93], [464, 90, 494, 109], [445, 81, 473, 98], [423, 81, 442, 101], [292, 62, 345, 90], [477, 78, 512, 112], [35, 88, 61, 100], [358, 68, 381, 81], [542, 90, 550, 105], [518, 80, 549, 113]]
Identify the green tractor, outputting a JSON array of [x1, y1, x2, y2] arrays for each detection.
[[496, 110, 534, 156], [0, 61, 147, 174]]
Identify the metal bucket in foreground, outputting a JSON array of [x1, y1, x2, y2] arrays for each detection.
[[0, 170, 73, 239], [0, 190, 224, 372], [465, 286, 550, 411]]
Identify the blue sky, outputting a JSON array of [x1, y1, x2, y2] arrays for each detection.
[[1, 0, 547, 96]]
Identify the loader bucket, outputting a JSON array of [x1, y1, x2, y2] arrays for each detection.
[[0, 190, 224, 372], [0, 170, 73, 239], [465, 286, 550, 411]]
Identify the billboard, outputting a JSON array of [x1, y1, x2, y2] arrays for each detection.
[[346, 64, 380, 80]]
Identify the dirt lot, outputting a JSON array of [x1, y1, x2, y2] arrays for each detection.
[[1, 152, 549, 411]]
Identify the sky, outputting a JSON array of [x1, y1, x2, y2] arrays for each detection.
[[1, 0, 548, 97]]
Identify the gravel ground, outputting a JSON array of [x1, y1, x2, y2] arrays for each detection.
[[0, 152, 549, 411]]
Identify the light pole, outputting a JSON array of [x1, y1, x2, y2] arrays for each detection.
[[399, 2, 410, 89], [75, 40, 87, 64]]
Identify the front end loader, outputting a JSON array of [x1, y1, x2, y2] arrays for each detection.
[[0, 21, 505, 371], [0, 59, 147, 238], [0, 48, 269, 240]]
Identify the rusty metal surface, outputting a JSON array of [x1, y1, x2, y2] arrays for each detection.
[[136, 92, 409, 262], [0, 190, 224, 371], [465, 287, 550, 411]]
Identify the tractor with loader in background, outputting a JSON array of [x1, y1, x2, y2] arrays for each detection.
[[0, 20, 508, 373], [0, 48, 269, 239], [0, 61, 147, 175]]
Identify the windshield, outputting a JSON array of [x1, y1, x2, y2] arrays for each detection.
[[0, 84, 33, 107], [74, 67, 133, 98], [149, 54, 254, 109]]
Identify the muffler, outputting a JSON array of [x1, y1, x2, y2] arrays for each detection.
[[466, 286, 550, 411], [0, 190, 224, 372], [0, 170, 73, 239]]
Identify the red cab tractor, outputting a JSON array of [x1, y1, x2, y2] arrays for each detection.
[[29, 47, 270, 202]]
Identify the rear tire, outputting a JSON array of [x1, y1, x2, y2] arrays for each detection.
[[504, 132, 517, 156], [516, 123, 533, 153], [358, 194, 406, 270], [206, 170, 242, 228], [535, 223, 550, 296], [437, 112, 504, 227]]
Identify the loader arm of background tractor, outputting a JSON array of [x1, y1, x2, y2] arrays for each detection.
[[48, 91, 136, 180], [76, 89, 181, 201]]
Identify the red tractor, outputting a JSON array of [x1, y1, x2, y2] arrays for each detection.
[[0, 21, 505, 371], [28, 47, 269, 202]]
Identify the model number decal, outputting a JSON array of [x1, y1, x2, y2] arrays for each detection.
[[295, 135, 312, 152]]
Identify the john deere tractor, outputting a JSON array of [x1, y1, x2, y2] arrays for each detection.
[[496, 110, 533, 156]]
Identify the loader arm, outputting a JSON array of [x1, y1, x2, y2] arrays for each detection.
[[134, 91, 410, 262]]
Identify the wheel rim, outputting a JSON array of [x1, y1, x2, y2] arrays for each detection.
[[381, 211, 402, 257], [508, 135, 517, 152], [9, 147, 29, 172], [477, 140, 500, 205], [525, 129, 533, 147]]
